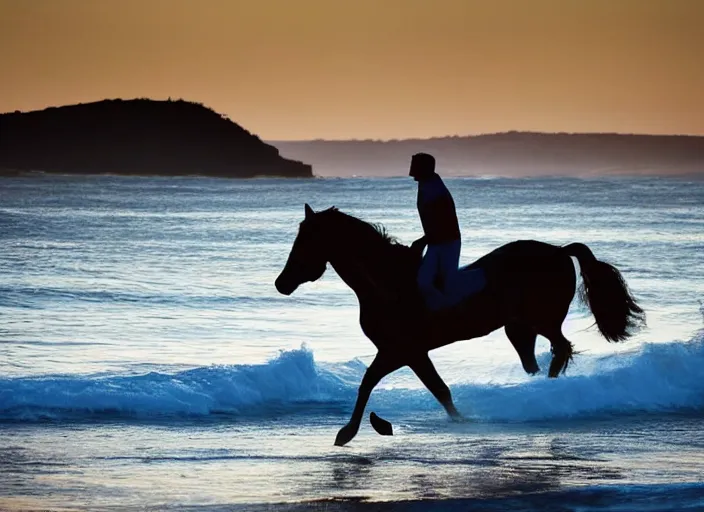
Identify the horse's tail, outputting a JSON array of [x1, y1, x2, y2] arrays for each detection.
[[563, 243, 645, 342]]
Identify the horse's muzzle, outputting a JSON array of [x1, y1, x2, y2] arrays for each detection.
[[275, 276, 296, 295]]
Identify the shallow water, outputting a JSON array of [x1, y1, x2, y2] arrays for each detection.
[[1, 174, 703, 510], [2, 414, 704, 510]]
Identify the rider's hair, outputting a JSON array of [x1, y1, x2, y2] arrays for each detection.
[[410, 153, 436, 177]]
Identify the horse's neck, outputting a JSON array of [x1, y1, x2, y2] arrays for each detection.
[[329, 245, 389, 301]]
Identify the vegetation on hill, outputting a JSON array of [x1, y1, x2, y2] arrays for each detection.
[[0, 99, 313, 178]]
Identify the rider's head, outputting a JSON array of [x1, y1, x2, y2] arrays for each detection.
[[409, 153, 436, 181]]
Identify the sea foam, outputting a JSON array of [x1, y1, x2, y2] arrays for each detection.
[[2, 329, 703, 422]]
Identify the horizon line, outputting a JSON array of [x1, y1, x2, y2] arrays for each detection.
[[267, 130, 704, 143], [3, 97, 703, 141]]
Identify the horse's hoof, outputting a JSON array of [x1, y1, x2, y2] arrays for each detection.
[[370, 412, 393, 436], [334, 424, 357, 447], [524, 363, 540, 375]]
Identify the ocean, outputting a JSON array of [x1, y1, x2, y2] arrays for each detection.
[[1, 174, 703, 511]]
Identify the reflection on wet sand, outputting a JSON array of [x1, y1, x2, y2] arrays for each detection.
[[313, 433, 624, 502], [1, 415, 703, 511]]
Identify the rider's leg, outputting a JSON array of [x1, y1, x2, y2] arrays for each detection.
[[417, 245, 443, 310], [433, 239, 462, 309]]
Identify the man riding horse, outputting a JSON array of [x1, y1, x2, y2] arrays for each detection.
[[411, 152, 484, 311], [274, 156, 645, 447]]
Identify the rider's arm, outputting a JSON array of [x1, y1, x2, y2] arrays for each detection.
[[421, 193, 458, 244], [411, 235, 427, 252]]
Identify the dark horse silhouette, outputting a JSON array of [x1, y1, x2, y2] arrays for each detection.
[[275, 205, 645, 446]]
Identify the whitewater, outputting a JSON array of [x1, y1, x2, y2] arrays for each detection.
[[1, 174, 703, 511]]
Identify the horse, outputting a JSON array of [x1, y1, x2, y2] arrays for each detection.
[[274, 204, 645, 446]]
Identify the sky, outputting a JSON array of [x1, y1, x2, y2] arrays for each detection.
[[1, 0, 703, 140]]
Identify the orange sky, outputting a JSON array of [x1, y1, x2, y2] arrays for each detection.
[[1, 0, 703, 140]]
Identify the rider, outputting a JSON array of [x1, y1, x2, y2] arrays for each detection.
[[409, 153, 463, 311]]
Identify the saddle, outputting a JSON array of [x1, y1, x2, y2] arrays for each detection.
[[433, 265, 487, 297]]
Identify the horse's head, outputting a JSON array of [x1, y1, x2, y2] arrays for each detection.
[[275, 204, 330, 295]]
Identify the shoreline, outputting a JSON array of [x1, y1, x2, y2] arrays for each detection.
[[2, 482, 703, 511]]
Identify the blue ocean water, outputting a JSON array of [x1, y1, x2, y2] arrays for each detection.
[[1, 174, 703, 510]]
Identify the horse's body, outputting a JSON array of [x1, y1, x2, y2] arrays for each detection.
[[275, 205, 645, 446]]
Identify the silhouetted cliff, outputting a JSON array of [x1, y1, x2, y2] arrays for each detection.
[[272, 132, 704, 177], [0, 99, 312, 178]]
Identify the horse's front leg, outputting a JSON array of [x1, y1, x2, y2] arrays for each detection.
[[334, 351, 403, 446], [408, 353, 463, 421]]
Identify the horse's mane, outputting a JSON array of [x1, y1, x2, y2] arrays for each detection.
[[317, 207, 421, 298], [319, 207, 411, 258]]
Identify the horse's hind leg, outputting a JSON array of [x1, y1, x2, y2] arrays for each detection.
[[409, 353, 462, 420], [505, 323, 540, 375], [541, 329, 574, 378]]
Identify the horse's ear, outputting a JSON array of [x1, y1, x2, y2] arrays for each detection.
[[304, 203, 315, 219]]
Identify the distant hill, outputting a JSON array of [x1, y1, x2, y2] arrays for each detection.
[[271, 132, 704, 177], [0, 99, 312, 178]]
